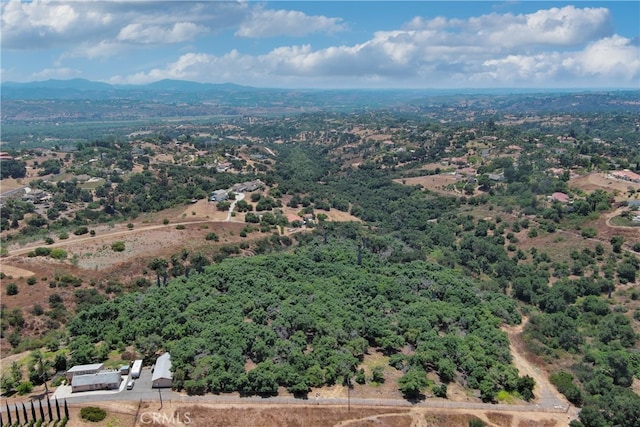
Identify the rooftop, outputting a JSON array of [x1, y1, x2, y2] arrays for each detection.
[[67, 363, 104, 373], [71, 371, 121, 387], [152, 352, 172, 381]]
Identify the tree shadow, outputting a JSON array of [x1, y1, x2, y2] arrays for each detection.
[[403, 393, 426, 404], [28, 391, 51, 401], [291, 391, 309, 400]]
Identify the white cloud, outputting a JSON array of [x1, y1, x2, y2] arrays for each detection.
[[0, 0, 246, 51], [1, 0, 105, 49], [564, 35, 640, 80], [4, 2, 636, 88], [486, 6, 613, 47], [117, 22, 209, 44], [404, 6, 613, 48], [2, 0, 78, 32], [112, 23, 640, 88], [63, 40, 126, 61], [31, 67, 81, 80], [236, 7, 345, 38], [481, 35, 640, 86]]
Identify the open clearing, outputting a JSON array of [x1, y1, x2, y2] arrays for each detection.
[[569, 172, 640, 199], [58, 402, 568, 427], [60, 401, 571, 427], [394, 174, 461, 196]]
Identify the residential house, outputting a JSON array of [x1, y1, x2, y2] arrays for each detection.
[[488, 173, 505, 182], [231, 180, 263, 193], [66, 363, 105, 381], [210, 190, 228, 202], [22, 189, 49, 204], [71, 371, 121, 393]]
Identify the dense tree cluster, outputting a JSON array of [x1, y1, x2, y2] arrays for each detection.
[[68, 237, 528, 399]]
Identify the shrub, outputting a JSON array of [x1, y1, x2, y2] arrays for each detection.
[[34, 247, 52, 256], [27, 277, 37, 285], [16, 381, 33, 395], [80, 407, 107, 422], [6, 283, 18, 295], [50, 248, 67, 260], [205, 232, 219, 241], [432, 383, 447, 398], [371, 366, 385, 383], [127, 223, 134, 229], [550, 371, 583, 406], [176, 224, 185, 230], [44, 237, 55, 245], [74, 226, 89, 235], [111, 241, 125, 252], [58, 232, 69, 240], [163, 219, 169, 225], [581, 227, 597, 238], [217, 201, 231, 211]]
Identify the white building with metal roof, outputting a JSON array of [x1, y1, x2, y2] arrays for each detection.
[[71, 371, 121, 393], [66, 363, 104, 380], [152, 352, 172, 388]]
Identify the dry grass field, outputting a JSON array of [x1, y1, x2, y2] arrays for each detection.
[[58, 401, 572, 427], [570, 172, 640, 200]]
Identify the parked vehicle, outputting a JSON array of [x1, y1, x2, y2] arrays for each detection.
[[131, 360, 143, 379]]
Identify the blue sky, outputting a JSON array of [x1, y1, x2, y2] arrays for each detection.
[[1, 1, 638, 88]]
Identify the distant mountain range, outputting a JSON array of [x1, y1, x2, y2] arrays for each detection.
[[0, 78, 437, 109], [2, 78, 638, 116], [0, 78, 263, 100], [1, 78, 253, 92]]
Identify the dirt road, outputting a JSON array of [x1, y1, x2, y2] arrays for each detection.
[[502, 318, 571, 413]]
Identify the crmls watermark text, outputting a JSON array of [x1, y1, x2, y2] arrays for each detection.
[[140, 412, 191, 425]]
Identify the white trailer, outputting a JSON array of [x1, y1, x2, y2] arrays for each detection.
[[131, 359, 143, 379]]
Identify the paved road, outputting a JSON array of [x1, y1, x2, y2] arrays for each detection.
[[3, 362, 569, 415], [2, 389, 569, 416]]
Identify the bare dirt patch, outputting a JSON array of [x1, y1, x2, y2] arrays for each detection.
[[395, 174, 460, 196], [0, 264, 35, 278], [180, 199, 227, 221], [570, 172, 640, 200], [59, 402, 572, 427], [351, 351, 403, 401], [0, 177, 28, 192], [418, 162, 447, 172], [65, 402, 137, 427]]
